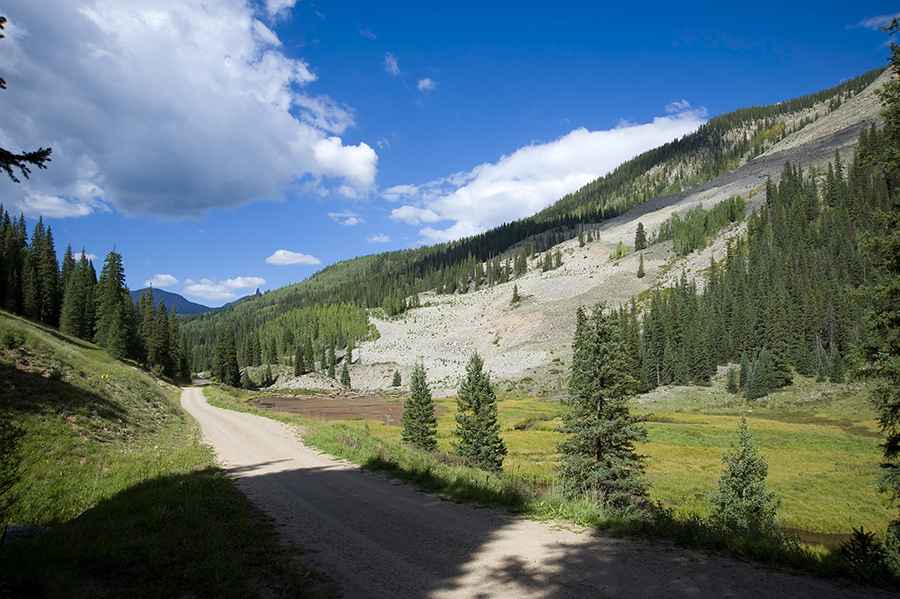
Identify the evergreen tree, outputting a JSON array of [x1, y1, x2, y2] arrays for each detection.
[[559, 303, 648, 508], [402, 362, 437, 451], [60, 244, 76, 292], [340, 361, 351, 387], [634, 222, 647, 251], [710, 419, 779, 532], [38, 225, 60, 327], [739, 351, 749, 390], [726, 366, 739, 393], [636, 252, 645, 278], [392, 369, 402, 387], [511, 284, 520, 305], [263, 364, 274, 387], [829, 345, 846, 383], [214, 329, 240, 387], [240, 370, 253, 390], [454, 353, 506, 472], [294, 345, 306, 376], [94, 251, 132, 359], [327, 344, 336, 378]]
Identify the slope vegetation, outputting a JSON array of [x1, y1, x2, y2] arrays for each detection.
[[0, 311, 321, 598]]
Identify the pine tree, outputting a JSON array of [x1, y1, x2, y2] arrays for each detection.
[[559, 303, 648, 508], [454, 353, 506, 472], [392, 369, 402, 387], [829, 345, 845, 383], [340, 361, 351, 387], [726, 366, 739, 393], [263, 364, 274, 387], [511, 284, 520, 305], [634, 222, 647, 251], [739, 351, 749, 390], [214, 329, 240, 387], [402, 363, 437, 451], [294, 345, 306, 376], [94, 251, 132, 359], [60, 244, 76, 292], [636, 252, 645, 278], [710, 418, 779, 532], [327, 344, 336, 378]]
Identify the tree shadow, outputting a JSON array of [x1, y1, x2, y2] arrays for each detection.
[[0, 362, 128, 425], [0, 455, 887, 599]]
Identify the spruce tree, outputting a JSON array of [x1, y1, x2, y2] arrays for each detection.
[[454, 353, 506, 472], [214, 329, 240, 387], [340, 361, 351, 387], [327, 344, 336, 378], [294, 345, 305, 376], [726, 366, 739, 393], [739, 351, 749, 390], [402, 362, 437, 451], [94, 251, 131, 359], [636, 252, 645, 278], [511, 284, 520, 305], [263, 364, 274, 387], [634, 222, 647, 251], [710, 418, 779, 532], [392, 369, 402, 387], [559, 303, 648, 508]]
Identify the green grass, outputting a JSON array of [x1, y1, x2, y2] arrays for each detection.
[[204, 372, 891, 542], [0, 311, 326, 598]]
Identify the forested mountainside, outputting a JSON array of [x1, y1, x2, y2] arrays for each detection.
[[129, 288, 212, 316], [180, 68, 884, 373]]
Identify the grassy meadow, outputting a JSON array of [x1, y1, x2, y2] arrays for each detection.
[[0, 311, 324, 598], [206, 372, 891, 544]]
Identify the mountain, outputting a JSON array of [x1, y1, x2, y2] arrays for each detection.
[[129, 288, 212, 315], [181, 67, 889, 390]]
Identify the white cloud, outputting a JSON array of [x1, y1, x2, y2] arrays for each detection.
[[75, 250, 97, 261], [0, 1, 378, 218], [417, 78, 437, 92], [392, 107, 706, 242], [14, 191, 103, 218], [182, 276, 265, 303], [328, 210, 363, 226], [367, 233, 390, 243], [265, 0, 299, 20], [665, 99, 691, 114], [265, 249, 321, 265], [359, 28, 376, 40], [293, 95, 355, 135], [145, 273, 178, 288], [859, 13, 900, 30], [390, 205, 442, 225], [382, 184, 418, 201], [384, 52, 400, 76]]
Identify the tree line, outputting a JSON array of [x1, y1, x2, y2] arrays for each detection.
[[0, 209, 188, 380]]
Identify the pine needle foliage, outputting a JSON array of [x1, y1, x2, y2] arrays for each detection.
[[401, 363, 437, 451], [560, 303, 648, 509], [454, 353, 506, 472], [710, 418, 779, 533]]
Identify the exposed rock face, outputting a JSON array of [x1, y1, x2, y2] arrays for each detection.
[[353, 74, 888, 394]]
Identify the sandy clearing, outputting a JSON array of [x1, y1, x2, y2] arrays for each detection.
[[181, 387, 886, 599]]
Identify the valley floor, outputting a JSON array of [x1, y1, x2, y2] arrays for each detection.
[[190, 386, 888, 598]]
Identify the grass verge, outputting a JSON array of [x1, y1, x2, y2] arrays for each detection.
[[0, 311, 328, 598], [203, 383, 896, 586]]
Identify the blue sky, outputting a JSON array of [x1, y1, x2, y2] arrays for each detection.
[[0, 1, 896, 305]]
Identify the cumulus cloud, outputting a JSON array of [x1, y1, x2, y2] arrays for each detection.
[[391, 107, 706, 242], [265, 249, 321, 265], [382, 184, 418, 201], [417, 78, 437, 92], [859, 13, 900, 29], [265, 0, 299, 20], [75, 250, 97, 261], [328, 210, 363, 225], [665, 99, 691, 113], [384, 52, 400, 76], [145, 273, 178, 288], [0, 1, 378, 218], [367, 233, 390, 243], [182, 276, 265, 303]]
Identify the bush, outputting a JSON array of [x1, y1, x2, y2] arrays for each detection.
[[710, 419, 779, 533], [839, 527, 892, 584]]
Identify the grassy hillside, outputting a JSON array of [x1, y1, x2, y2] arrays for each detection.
[[182, 68, 883, 371], [0, 311, 326, 598]]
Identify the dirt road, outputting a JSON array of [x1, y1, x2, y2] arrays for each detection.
[[180, 387, 882, 598]]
